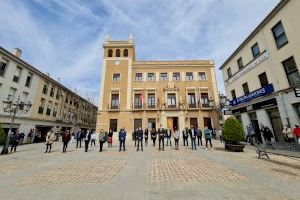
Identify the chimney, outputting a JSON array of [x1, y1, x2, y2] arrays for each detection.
[[12, 48, 22, 58]]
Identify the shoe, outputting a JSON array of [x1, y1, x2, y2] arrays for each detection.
[[119, 150, 121, 151], [205, 148, 208, 150], [44, 151, 47, 153]]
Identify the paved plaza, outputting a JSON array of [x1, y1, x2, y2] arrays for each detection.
[[1, 139, 300, 200]]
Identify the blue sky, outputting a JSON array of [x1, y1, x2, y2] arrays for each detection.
[[0, 0, 279, 105]]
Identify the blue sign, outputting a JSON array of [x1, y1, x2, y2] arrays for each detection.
[[230, 84, 274, 106]]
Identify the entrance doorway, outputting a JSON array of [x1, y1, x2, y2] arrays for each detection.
[[267, 108, 284, 142], [167, 117, 178, 131], [134, 119, 142, 130], [203, 117, 212, 129], [109, 119, 118, 132], [248, 112, 262, 142], [35, 126, 53, 143], [190, 118, 198, 128], [148, 118, 156, 129]]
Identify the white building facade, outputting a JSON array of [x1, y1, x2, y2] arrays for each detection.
[[220, 0, 300, 142]]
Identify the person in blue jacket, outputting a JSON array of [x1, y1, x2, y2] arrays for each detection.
[[204, 126, 213, 150], [118, 128, 126, 151]]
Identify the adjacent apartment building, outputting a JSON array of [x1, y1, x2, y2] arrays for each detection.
[[220, 0, 300, 142], [97, 35, 219, 133], [0, 47, 97, 142]]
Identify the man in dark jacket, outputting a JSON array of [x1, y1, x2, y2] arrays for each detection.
[[76, 130, 81, 148], [196, 128, 202, 146], [136, 127, 143, 151], [182, 128, 189, 146], [62, 130, 71, 153], [158, 124, 165, 151], [84, 130, 91, 152], [189, 125, 197, 150], [10, 130, 20, 152], [119, 128, 126, 151]]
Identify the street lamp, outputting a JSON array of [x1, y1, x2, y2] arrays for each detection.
[[1, 95, 32, 154]]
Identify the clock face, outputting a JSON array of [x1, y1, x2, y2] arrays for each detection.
[[114, 61, 120, 66]]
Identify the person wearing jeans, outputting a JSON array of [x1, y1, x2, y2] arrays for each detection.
[[189, 125, 197, 150], [204, 127, 212, 150], [62, 130, 71, 153], [119, 128, 126, 151]]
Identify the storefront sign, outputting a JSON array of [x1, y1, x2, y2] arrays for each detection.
[[225, 50, 269, 86], [231, 98, 277, 115], [229, 84, 274, 106], [294, 88, 300, 97]]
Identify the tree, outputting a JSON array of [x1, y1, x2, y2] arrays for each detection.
[[222, 117, 245, 143]]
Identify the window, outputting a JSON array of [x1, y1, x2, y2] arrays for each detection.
[[25, 73, 33, 87], [148, 93, 155, 108], [237, 57, 243, 69], [198, 72, 206, 80], [113, 73, 120, 82], [258, 72, 269, 87], [147, 73, 155, 81], [160, 73, 168, 81], [65, 95, 69, 103], [13, 66, 22, 83], [123, 49, 128, 57], [53, 104, 58, 117], [56, 90, 61, 100], [8, 87, 17, 101], [50, 87, 55, 97], [46, 102, 52, 115], [188, 93, 196, 108], [282, 57, 300, 86], [167, 93, 176, 108], [134, 93, 143, 109], [0, 59, 8, 77], [116, 49, 120, 57], [251, 43, 260, 58], [109, 119, 118, 132], [173, 72, 180, 81], [200, 93, 209, 107], [272, 21, 288, 49], [43, 83, 48, 95], [108, 49, 113, 57], [111, 93, 119, 109], [242, 82, 249, 94], [148, 118, 156, 129], [186, 72, 193, 81], [231, 90, 236, 99], [227, 68, 232, 78], [38, 98, 45, 114], [135, 73, 143, 81]]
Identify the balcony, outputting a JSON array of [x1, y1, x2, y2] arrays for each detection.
[[109, 104, 119, 111], [187, 104, 198, 110]]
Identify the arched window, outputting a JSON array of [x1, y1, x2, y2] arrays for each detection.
[[123, 49, 128, 57], [116, 49, 121, 57], [108, 49, 113, 57]]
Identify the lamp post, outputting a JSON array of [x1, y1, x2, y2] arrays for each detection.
[[1, 95, 32, 154]]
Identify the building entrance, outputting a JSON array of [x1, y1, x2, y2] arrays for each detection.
[[267, 108, 284, 142], [167, 117, 178, 131]]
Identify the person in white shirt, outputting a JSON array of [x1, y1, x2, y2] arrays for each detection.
[[174, 127, 180, 150], [90, 131, 96, 148]]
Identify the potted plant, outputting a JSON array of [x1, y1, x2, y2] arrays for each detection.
[[222, 117, 245, 152]]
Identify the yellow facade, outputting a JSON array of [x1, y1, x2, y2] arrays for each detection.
[[96, 35, 220, 133]]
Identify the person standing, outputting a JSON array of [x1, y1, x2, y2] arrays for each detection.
[[196, 127, 202, 146], [166, 128, 172, 146], [204, 126, 212, 150], [134, 128, 138, 147], [28, 129, 33, 143], [151, 128, 157, 146], [174, 127, 180, 150], [62, 130, 71, 153], [119, 128, 126, 151], [182, 128, 189, 146], [282, 125, 293, 143], [10, 130, 20, 153], [136, 127, 143, 151], [76, 130, 82, 148], [189, 125, 197, 150], [144, 128, 149, 146], [84, 130, 91, 152], [45, 130, 54, 153], [108, 129, 113, 147], [158, 124, 165, 151], [293, 125, 300, 145], [91, 131, 96, 148], [19, 132, 25, 145], [70, 132, 75, 144], [99, 129, 106, 152]]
